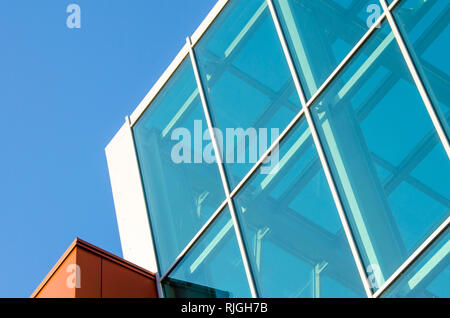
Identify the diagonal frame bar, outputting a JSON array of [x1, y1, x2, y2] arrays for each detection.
[[379, 0, 450, 158]]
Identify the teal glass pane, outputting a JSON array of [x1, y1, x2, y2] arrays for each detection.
[[273, 0, 376, 99], [133, 58, 226, 273], [310, 21, 450, 292], [233, 117, 365, 298], [383, 228, 449, 298], [193, 0, 301, 190], [162, 206, 251, 298], [393, 0, 450, 139]]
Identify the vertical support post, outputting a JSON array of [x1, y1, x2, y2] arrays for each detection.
[[312, 261, 328, 298], [155, 272, 165, 298]]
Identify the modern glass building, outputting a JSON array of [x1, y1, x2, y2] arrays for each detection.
[[105, 0, 450, 298]]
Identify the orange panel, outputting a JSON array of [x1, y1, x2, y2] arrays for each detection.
[[35, 248, 77, 298], [32, 238, 157, 298], [75, 247, 102, 298], [101, 258, 157, 298]]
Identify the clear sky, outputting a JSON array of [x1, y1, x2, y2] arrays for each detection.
[[0, 0, 215, 297]]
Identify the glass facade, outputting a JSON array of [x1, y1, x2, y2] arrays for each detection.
[[162, 206, 252, 298], [273, 0, 375, 99], [392, 0, 450, 139], [310, 19, 450, 292], [133, 58, 226, 273], [131, 0, 450, 298], [233, 117, 365, 297], [193, 0, 301, 189]]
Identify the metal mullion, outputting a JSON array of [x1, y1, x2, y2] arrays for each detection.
[[267, 0, 374, 297], [155, 272, 164, 298], [186, 37, 259, 298], [373, 216, 450, 298], [379, 0, 450, 158]]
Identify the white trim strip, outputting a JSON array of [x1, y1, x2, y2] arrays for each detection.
[[130, 44, 190, 126], [190, 0, 230, 46]]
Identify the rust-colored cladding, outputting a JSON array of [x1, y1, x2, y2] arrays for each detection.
[[32, 238, 158, 298], [34, 248, 78, 298]]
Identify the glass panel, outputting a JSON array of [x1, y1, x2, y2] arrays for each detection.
[[310, 21, 450, 292], [233, 117, 365, 298], [393, 0, 450, 139], [162, 206, 251, 298], [382, 228, 449, 298], [193, 0, 301, 189], [133, 58, 226, 273], [273, 0, 377, 99]]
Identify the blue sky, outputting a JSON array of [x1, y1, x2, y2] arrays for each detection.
[[0, 0, 215, 297]]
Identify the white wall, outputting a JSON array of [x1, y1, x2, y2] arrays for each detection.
[[105, 118, 158, 273]]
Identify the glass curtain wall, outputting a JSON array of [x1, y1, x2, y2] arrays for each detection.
[[132, 0, 450, 298]]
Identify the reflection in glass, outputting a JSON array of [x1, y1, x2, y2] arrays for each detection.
[[310, 21, 450, 292], [163, 278, 231, 298], [233, 117, 365, 298], [393, 0, 450, 139], [273, 0, 375, 99], [162, 206, 252, 298], [383, 228, 449, 298], [133, 58, 225, 273], [193, 0, 301, 189]]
